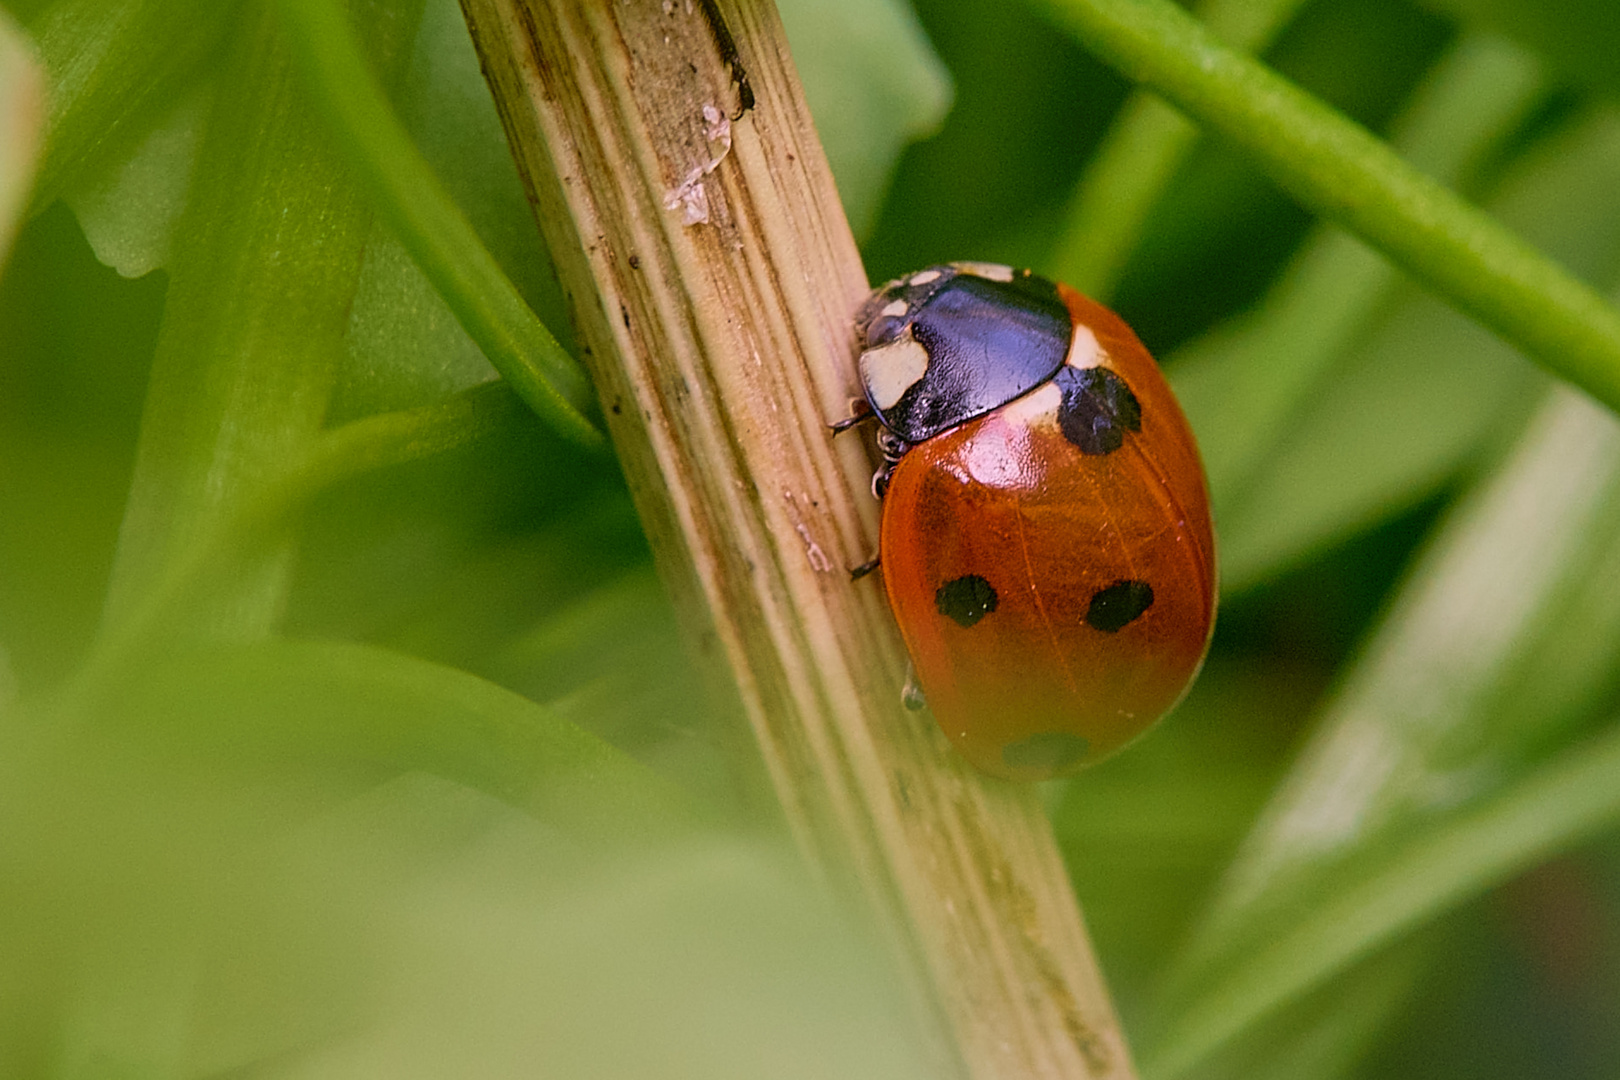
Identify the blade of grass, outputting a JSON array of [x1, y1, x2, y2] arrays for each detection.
[[1147, 385, 1620, 1077], [25, 0, 237, 212], [1033, 0, 1620, 418], [101, 0, 422, 643], [108, 637, 698, 842], [1207, 107, 1620, 591], [0, 6, 43, 266], [1170, 33, 1546, 524], [84, 382, 525, 697], [1145, 712, 1620, 1079], [274, 0, 604, 452], [1047, 0, 1310, 299]]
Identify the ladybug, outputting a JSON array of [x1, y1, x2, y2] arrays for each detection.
[[850, 262, 1216, 781]]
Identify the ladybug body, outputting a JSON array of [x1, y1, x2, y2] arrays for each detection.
[[856, 263, 1215, 781]]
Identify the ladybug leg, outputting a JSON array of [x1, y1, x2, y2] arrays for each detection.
[[901, 663, 927, 712], [849, 556, 881, 581], [828, 398, 872, 435]]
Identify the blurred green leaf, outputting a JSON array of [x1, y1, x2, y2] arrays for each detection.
[[1046, 0, 1312, 299], [275, 0, 603, 451], [334, 0, 541, 420], [1193, 937, 1434, 1080], [1172, 33, 1545, 522], [1148, 386, 1620, 1076], [62, 81, 206, 278], [1202, 105, 1620, 589], [105, 637, 696, 838], [26, 0, 235, 214], [101, 0, 417, 642], [1036, 0, 1620, 421], [778, 0, 952, 240], [484, 567, 733, 808], [1415, 0, 1620, 99], [0, 7, 41, 268]]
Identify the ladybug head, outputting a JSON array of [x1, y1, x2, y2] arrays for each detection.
[[856, 264, 1073, 444]]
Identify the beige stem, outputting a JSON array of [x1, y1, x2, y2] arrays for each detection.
[[457, 1, 1137, 1076]]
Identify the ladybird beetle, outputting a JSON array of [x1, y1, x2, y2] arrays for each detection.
[[852, 262, 1216, 781]]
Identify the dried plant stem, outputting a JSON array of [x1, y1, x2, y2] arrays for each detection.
[[457, 1, 1136, 1076]]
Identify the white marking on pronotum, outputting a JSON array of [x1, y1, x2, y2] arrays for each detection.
[[954, 260, 1015, 282], [663, 104, 733, 226], [860, 336, 930, 411], [880, 299, 908, 318], [908, 269, 941, 286]]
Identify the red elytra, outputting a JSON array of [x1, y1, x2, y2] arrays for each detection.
[[856, 264, 1215, 781]]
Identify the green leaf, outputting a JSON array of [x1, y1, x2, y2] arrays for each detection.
[[63, 81, 207, 278], [274, 0, 604, 451], [1033, 0, 1620, 422], [1199, 105, 1620, 589], [1147, 386, 1620, 1076], [0, 5, 41, 267], [101, 0, 420, 642], [334, 0, 570, 420], [1046, 0, 1313, 299], [1415, 0, 1620, 98], [484, 567, 734, 808], [105, 638, 697, 838], [26, 0, 235, 213], [1171, 34, 1546, 526], [778, 0, 952, 239]]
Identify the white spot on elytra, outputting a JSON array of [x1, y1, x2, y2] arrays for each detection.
[[1064, 322, 1105, 370], [964, 395, 1050, 486], [860, 337, 929, 410], [996, 381, 1062, 428]]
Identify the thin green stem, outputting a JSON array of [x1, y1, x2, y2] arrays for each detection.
[[1047, 0, 1310, 299], [1038, 0, 1620, 415], [1174, 34, 1546, 524], [274, 0, 606, 452]]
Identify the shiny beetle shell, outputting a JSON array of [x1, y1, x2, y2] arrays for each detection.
[[856, 263, 1216, 781]]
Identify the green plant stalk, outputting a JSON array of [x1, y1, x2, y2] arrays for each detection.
[[1173, 34, 1545, 519], [1037, 0, 1620, 415], [1143, 715, 1620, 1079], [101, 0, 420, 642], [275, 0, 604, 452], [24, 0, 238, 211], [1047, 0, 1309, 299]]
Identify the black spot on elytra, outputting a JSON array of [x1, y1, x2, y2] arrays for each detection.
[[1055, 366, 1141, 455], [936, 574, 998, 628], [1002, 732, 1089, 774], [1086, 580, 1154, 632]]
